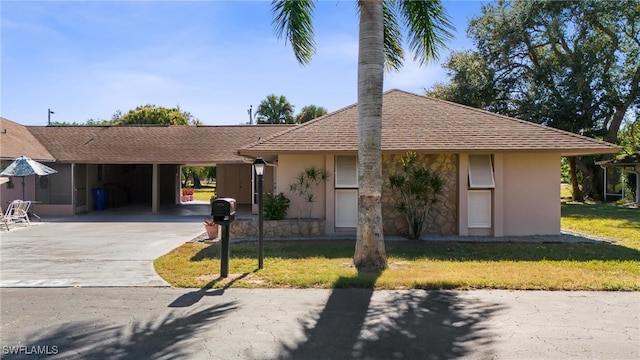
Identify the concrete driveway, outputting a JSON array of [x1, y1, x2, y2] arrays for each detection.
[[0, 205, 207, 287]]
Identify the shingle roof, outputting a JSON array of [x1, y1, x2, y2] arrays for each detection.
[[238, 89, 621, 156], [0, 117, 55, 162], [27, 125, 294, 164]]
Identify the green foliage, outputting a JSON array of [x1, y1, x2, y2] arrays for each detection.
[[619, 116, 639, 154], [264, 192, 291, 220], [114, 104, 199, 125], [296, 104, 327, 123], [427, 0, 640, 200], [426, 50, 500, 111], [181, 166, 215, 188], [388, 152, 444, 239], [271, 0, 454, 71], [256, 94, 295, 124], [50, 106, 201, 127], [289, 166, 330, 218]]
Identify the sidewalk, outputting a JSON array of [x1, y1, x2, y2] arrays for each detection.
[[1, 288, 638, 359]]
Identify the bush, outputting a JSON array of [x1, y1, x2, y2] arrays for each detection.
[[264, 193, 290, 220], [388, 151, 444, 239]]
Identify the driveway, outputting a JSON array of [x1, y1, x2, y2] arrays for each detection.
[[0, 205, 206, 287]]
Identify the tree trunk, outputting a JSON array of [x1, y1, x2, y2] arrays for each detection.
[[568, 157, 584, 202], [354, 0, 387, 270]]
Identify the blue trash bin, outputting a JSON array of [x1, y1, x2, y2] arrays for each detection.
[[92, 188, 107, 210]]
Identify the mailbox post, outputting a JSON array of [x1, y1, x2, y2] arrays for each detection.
[[211, 198, 236, 278]]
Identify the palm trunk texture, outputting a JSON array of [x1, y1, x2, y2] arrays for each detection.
[[354, 0, 388, 270]]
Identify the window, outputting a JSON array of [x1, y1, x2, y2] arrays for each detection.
[[335, 156, 357, 188], [335, 156, 357, 227], [468, 155, 495, 188]]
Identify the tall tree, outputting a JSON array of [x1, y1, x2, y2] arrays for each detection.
[[426, 50, 504, 112], [296, 104, 327, 123], [272, 0, 453, 270], [428, 0, 639, 200], [256, 94, 296, 124], [115, 105, 200, 125]]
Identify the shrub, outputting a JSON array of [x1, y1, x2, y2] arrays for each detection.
[[388, 151, 444, 239], [264, 192, 290, 220], [289, 166, 330, 218]]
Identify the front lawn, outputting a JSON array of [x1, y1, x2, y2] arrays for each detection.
[[155, 202, 639, 290], [561, 202, 639, 249]]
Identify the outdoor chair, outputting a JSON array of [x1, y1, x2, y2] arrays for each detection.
[[0, 206, 9, 231], [4, 200, 31, 227]]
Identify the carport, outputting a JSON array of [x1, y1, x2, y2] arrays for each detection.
[[16, 124, 292, 217]]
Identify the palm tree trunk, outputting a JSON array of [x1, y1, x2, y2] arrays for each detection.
[[354, 0, 387, 270]]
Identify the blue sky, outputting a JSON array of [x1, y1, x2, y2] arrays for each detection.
[[2, 1, 486, 126]]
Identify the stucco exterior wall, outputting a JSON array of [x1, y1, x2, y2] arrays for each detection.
[[275, 152, 561, 238], [0, 176, 34, 203], [502, 153, 561, 236], [276, 154, 328, 219]]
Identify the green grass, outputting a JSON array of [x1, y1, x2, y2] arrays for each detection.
[[561, 201, 639, 249], [155, 237, 640, 291], [193, 187, 216, 201], [561, 183, 572, 199], [157, 190, 639, 290]]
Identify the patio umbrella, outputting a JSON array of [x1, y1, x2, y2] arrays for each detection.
[[0, 156, 58, 199]]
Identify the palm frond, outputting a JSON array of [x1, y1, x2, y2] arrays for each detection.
[[383, 0, 404, 71], [400, 0, 455, 65], [272, 0, 316, 65]]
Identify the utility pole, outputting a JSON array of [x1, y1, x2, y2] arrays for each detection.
[[48, 109, 55, 126], [247, 105, 253, 125]]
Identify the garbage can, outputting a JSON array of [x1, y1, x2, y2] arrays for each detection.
[[92, 188, 107, 210]]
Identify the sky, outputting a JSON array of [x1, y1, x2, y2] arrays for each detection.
[[1, 1, 487, 126]]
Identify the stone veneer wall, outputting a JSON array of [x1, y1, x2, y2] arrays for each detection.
[[381, 153, 458, 236], [230, 218, 325, 239]]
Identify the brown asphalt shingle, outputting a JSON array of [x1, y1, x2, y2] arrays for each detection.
[[27, 125, 294, 164], [238, 89, 620, 156], [0, 117, 55, 161]]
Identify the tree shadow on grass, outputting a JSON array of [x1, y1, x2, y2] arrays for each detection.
[[189, 240, 640, 263], [279, 270, 504, 359], [3, 302, 237, 360], [562, 202, 640, 223]]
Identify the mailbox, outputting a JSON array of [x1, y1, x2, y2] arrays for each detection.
[[211, 197, 236, 224]]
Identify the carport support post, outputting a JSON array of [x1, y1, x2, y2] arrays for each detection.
[[220, 224, 230, 278], [152, 163, 159, 213]]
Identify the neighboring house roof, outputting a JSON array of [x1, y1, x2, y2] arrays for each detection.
[[27, 125, 294, 164], [0, 117, 55, 162], [238, 89, 621, 157], [596, 152, 640, 167]]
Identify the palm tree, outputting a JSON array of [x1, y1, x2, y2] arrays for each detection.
[[296, 104, 328, 123], [272, 0, 453, 270], [256, 94, 296, 124]]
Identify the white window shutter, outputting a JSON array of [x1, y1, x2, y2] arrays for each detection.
[[468, 190, 492, 228], [468, 155, 495, 188]]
